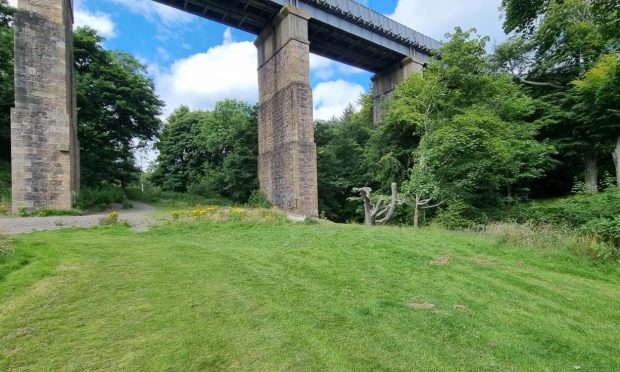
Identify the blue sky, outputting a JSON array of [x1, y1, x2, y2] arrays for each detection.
[[10, 0, 507, 120]]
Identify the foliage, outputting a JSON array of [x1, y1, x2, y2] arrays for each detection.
[[152, 101, 258, 203], [510, 188, 620, 227], [377, 29, 553, 225], [98, 211, 120, 226], [1, 224, 619, 370], [315, 101, 375, 222], [169, 206, 287, 224], [76, 185, 127, 211], [74, 27, 163, 187], [580, 217, 620, 258], [0, 0, 14, 161], [0, 159, 9, 202], [497, 0, 617, 195], [125, 187, 229, 208], [247, 190, 272, 208], [17, 208, 83, 217]]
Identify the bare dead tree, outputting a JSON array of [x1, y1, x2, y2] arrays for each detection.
[[352, 183, 401, 226], [412, 195, 443, 228]]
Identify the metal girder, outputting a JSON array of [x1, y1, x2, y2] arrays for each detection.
[[151, 0, 439, 72]]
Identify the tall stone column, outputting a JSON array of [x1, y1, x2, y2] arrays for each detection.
[[11, 0, 79, 212], [255, 5, 318, 217], [371, 56, 425, 124]]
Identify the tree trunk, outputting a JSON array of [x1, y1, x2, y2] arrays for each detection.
[[584, 147, 598, 193], [413, 195, 420, 228], [613, 136, 620, 188]]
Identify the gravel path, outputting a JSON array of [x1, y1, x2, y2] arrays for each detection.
[[0, 201, 159, 235]]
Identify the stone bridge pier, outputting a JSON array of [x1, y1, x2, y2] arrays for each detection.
[[255, 6, 318, 217], [11, 0, 79, 213], [371, 56, 425, 124]]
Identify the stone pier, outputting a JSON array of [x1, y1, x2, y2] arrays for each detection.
[[11, 0, 79, 212], [255, 6, 318, 217], [371, 56, 425, 124]]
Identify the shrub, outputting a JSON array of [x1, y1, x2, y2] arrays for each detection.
[[247, 190, 272, 208], [125, 188, 229, 208], [434, 200, 475, 230], [510, 188, 620, 227], [99, 211, 120, 226], [579, 217, 620, 260], [77, 185, 127, 211], [25, 208, 82, 217], [0, 160, 10, 203]]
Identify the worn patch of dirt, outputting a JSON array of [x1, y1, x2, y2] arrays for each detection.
[[430, 255, 450, 266], [408, 302, 435, 310], [471, 257, 496, 265], [453, 304, 468, 310]]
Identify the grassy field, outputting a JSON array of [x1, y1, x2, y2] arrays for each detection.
[[0, 220, 619, 371]]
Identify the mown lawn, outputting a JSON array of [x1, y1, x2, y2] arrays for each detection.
[[0, 221, 619, 371]]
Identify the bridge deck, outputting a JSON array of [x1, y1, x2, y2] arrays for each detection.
[[152, 0, 440, 72]]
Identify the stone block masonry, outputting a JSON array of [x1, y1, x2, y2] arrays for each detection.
[[11, 0, 79, 212], [255, 6, 318, 217], [371, 56, 425, 124]]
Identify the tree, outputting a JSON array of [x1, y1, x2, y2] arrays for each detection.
[[0, 0, 14, 161], [74, 27, 163, 187], [152, 100, 258, 203], [573, 54, 620, 187], [315, 100, 375, 221], [352, 182, 400, 226], [150, 106, 208, 192], [381, 28, 553, 223], [498, 0, 613, 193], [402, 164, 443, 228]]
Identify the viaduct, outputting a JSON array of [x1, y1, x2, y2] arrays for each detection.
[[10, 0, 439, 216]]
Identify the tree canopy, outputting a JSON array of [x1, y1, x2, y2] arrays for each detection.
[[74, 27, 164, 187], [151, 100, 258, 203]]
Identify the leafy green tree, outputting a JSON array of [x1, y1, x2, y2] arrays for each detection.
[[152, 100, 258, 203], [194, 100, 258, 202], [498, 0, 614, 193], [150, 106, 208, 192], [0, 0, 14, 160], [383, 29, 553, 223], [315, 101, 375, 222], [74, 27, 163, 187], [573, 54, 620, 186]]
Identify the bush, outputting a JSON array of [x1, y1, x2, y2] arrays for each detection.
[[510, 188, 620, 227], [76, 185, 127, 211], [433, 200, 475, 230], [18, 208, 83, 217], [126, 188, 229, 208], [0, 160, 10, 203], [99, 211, 120, 226], [247, 190, 272, 208]]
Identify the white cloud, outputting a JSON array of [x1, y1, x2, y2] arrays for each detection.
[[153, 28, 258, 116], [9, 0, 118, 40], [389, 0, 506, 45], [310, 54, 365, 81], [74, 9, 117, 39], [105, 0, 194, 26], [313, 80, 365, 121]]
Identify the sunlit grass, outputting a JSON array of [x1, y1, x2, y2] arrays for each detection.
[[0, 221, 619, 371]]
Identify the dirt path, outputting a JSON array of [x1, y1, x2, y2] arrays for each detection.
[[0, 201, 158, 235]]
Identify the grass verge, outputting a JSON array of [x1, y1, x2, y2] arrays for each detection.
[[0, 222, 619, 370]]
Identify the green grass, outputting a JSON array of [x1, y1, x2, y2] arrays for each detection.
[[1, 222, 619, 371]]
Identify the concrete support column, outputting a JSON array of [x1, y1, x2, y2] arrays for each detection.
[[371, 56, 425, 124], [255, 5, 318, 217], [11, 0, 79, 212]]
